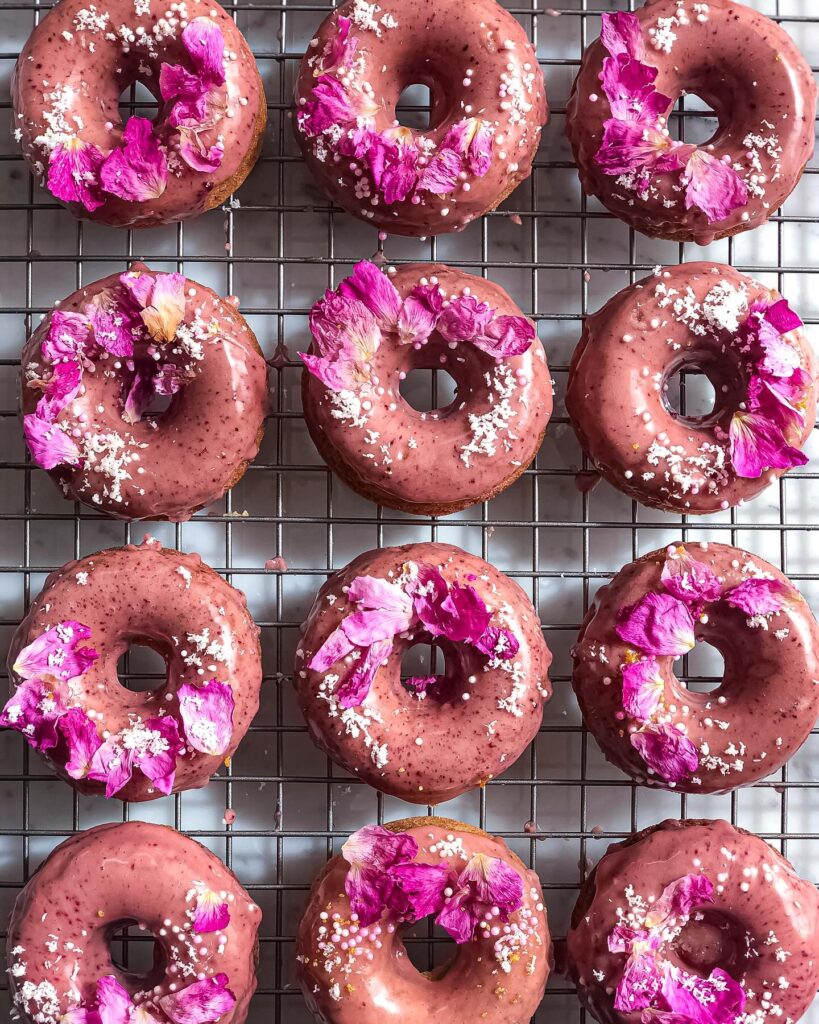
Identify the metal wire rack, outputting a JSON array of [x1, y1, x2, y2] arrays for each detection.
[[0, 0, 818, 1021]]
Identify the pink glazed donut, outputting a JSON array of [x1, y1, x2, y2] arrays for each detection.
[[295, 542, 552, 805], [567, 819, 819, 1024], [565, 0, 817, 245], [293, 0, 547, 236], [20, 264, 268, 521], [300, 261, 552, 515], [566, 263, 817, 515], [572, 541, 819, 794], [12, 0, 266, 227], [297, 817, 550, 1024], [2, 537, 263, 802], [7, 821, 262, 1023]]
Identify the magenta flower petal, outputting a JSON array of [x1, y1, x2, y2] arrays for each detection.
[[387, 861, 449, 921], [178, 127, 224, 172], [47, 138, 105, 212], [338, 260, 402, 329], [765, 297, 803, 337], [41, 309, 91, 362], [683, 149, 748, 223], [614, 950, 664, 1013], [192, 886, 231, 933], [60, 706, 102, 779], [436, 295, 494, 345], [474, 625, 520, 661], [729, 383, 808, 478], [121, 270, 186, 343], [621, 658, 664, 720], [138, 716, 182, 795], [396, 295, 437, 347], [300, 352, 361, 392], [0, 678, 65, 752], [600, 54, 670, 124], [342, 824, 418, 926], [380, 145, 419, 204], [99, 117, 168, 201], [182, 18, 226, 85], [597, 118, 681, 176], [34, 359, 83, 420], [616, 592, 696, 656], [436, 853, 523, 944], [660, 547, 721, 606], [96, 975, 134, 1024], [409, 283, 445, 318], [88, 737, 135, 798], [323, 15, 357, 72], [417, 146, 461, 194], [466, 120, 493, 176], [85, 301, 136, 358], [472, 315, 535, 359], [342, 607, 413, 646], [309, 626, 356, 673], [631, 723, 699, 783], [661, 965, 746, 1024], [60, 1007, 101, 1024], [645, 874, 714, 929], [336, 638, 392, 708], [437, 583, 493, 645], [158, 973, 236, 1024], [178, 679, 235, 756], [600, 10, 645, 60], [23, 413, 82, 470], [404, 674, 439, 694], [299, 74, 355, 135], [13, 620, 97, 683], [725, 576, 787, 617]]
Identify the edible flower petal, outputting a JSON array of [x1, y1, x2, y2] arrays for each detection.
[[616, 592, 696, 656], [436, 852, 523, 944], [192, 885, 231, 933], [336, 637, 392, 708], [725, 576, 787, 617], [396, 295, 437, 347], [600, 10, 646, 60], [409, 283, 445, 318], [88, 715, 182, 798], [181, 18, 226, 86], [41, 310, 91, 363], [122, 366, 155, 425], [729, 377, 808, 478], [0, 678, 65, 752], [309, 626, 356, 673], [597, 118, 681, 177], [323, 15, 357, 73], [87, 738, 135, 799], [683, 148, 749, 224], [645, 874, 714, 930], [137, 715, 182, 794], [660, 546, 721, 606], [441, 117, 494, 176], [472, 315, 535, 359], [120, 271, 187, 344], [474, 625, 520, 662], [338, 260, 402, 329], [178, 128, 224, 172], [614, 947, 664, 1012], [60, 706, 102, 779], [158, 974, 236, 1024], [342, 824, 418, 926], [660, 964, 746, 1024], [380, 143, 419, 204], [48, 137, 106, 212], [631, 722, 698, 782], [621, 658, 664, 720], [99, 118, 168, 201], [32, 359, 83, 420], [600, 55, 670, 125], [85, 300, 137, 358], [298, 74, 355, 135], [96, 975, 134, 1024], [23, 412, 82, 470], [436, 295, 494, 345], [13, 620, 97, 683], [387, 861, 450, 921], [342, 575, 415, 645], [417, 146, 462, 194], [178, 679, 235, 756]]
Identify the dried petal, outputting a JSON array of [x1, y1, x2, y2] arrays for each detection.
[[120, 271, 186, 343], [683, 149, 748, 224], [178, 679, 235, 756], [158, 973, 236, 1024], [597, 118, 681, 176], [645, 874, 714, 929], [309, 626, 356, 673], [614, 949, 664, 1012], [600, 10, 646, 60], [473, 626, 520, 662], [616, 593, 696, 656], [299, 74, 355, 135], [436, 295, 494, 345], [436, 853, 523, 944], [729, 377, 808, 478], [342, 824, 418, 925], [660, 964, 746, 1024], [417, 146, 461, 194], [182, 18, 226, 86], [99, 118, 168, 201], [660, 546, 721, 606], [13, 620, 97, 683], [192, 885, 231, 933], [472, 315, 535, 359], [47, 137, 105, 212], [96, 975, 134, 1024], [336, 638, 392, 708], [85, 299, 137, 358], [342, 575, 415, 645], [621, 658, 664, 720], [338, 260, 402, 329], [178, 128, 224, 172], [41, 310, 91, 363], [725, 576, 787, 617], [137, 715, 182, 794], [396, 295, 437, 347], [23, 413, 82, 470], [0, 678, 65, 752], [631, 723, 698, 783], [387, 861, 450, 921], [60, 706, 102, 779]]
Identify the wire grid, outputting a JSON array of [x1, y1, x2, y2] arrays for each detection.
[[0, 0, 818, 1021]]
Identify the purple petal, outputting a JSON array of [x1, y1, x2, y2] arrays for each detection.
[[323, 15, 357, 72], [33, 359, 82, 420], [137, 716, 182, 795], [474, 625, 520, 661], [47, 138, 105, 212], [23, 413, 82, 470], [661, 547, 721, 606], [300, 352, 361, 392], [99, 117, 168, 201], [765, 297, 803, 337], [661, 965, 746, 1024], [417, 146, 461, 194], [342, 824, 418, 925], [436, 295, 494, 344], [0, 678, 65, 752], [59, 706, 102, 779], [182, 18, 226, 85], [436, 583, 492, 645], [159, 62, 207, 121], [616, 592, 696, 656], [380, 146, 419, 204], [614, 951, 664, 1012], [178, 128, 224, 172], [387, 861, 449, 921], [153, 361, 194, 396], [178, 679, 235, 756], [404, 674, 439, 694], [88, 738, 135, 798], [597, 117, 681, 176], [631, 723, 699, 783], [436, 853, 523, 944], [192, 888, 231, 933], [122, 366, 156, 425], [85, 300, 137, 358], [600, 53, 670, 124], [309, 626, 356, 673], [336, 638, 392, 708], [13, 620, 97, 683], [466, 120, 493, 176], [41, 309, 90, 362], [342, 607, 414, 646], [725, 576, 788, 617], [729, 378, 808, 478], [158, 973, 236, 1024], [96, 975, 134, 1024], [621, 658, 664, 720], [683, 149, 749, 223], [600, 10, 645, 60], [409, 283, 445, 318], [435, 886, 478, 944], [298, 74, 354, 136], [472, 315, 535, 358], [338, 261, 402, 329], [645, 874, 714, 929], [396, 295, 437, 347]]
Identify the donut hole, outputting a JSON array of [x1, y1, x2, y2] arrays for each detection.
[[401, 921, 460, 976], [400, 641, 449, 697], [678, 641, 724, 694], [673, 909, 744, 978], [396, 83, 433, 131], [117, 642, 168, 693], [108, 920, 166, 985], [663, 364, 718, 425], [399, 367, 458, 413], [668, 91, 720, 147], [117, 79, 161, 128]]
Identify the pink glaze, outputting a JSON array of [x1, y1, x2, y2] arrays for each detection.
[[566, 263, 817, 514], [20, 265, 268, 521], [297, 817, 550, 1023], [12, 0, 266, 227], [6, 537, 263, 801], [293, 0, 547, 236], [294, 542, 552, 805], [566, 0, 817, 244], [301, 263, 552, 515], [567, 818, 819, 1024], [7, 821, 261, 1023], [572, 541, 819, 794]]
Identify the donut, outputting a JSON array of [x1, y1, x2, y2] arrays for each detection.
[[7, 820, 261, 1023], [2, 536, 262, 801], [20, 263, 268, 521], [566, 262, 817, 515], [296, 816, 550, 1023], [293, 0, 547, 236], [300, 260, 552, 515], [294, 542, 551, 804], [572, 540, 819, 794], [12, 0, 266, 227], [567, 818, 819, 1024], [565, 1, 817, 244]]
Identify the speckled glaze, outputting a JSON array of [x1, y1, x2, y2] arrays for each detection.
[[20, 265, 269, 521], [567, 818, 819, 1024], [294, 542, 552, 805], [565, 263, 817, 514], [7, 537, 263, 801], [566, 0, 817, 244], [293, 0, 547, 236], [7, 821, 261, 1023], [301, 263, 553, 516], [297, 816, 550, 1024], [572, 542, 819, 794], [12, 0, 266, 227]]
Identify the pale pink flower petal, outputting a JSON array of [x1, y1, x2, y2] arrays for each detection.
[[616, 592, 696, 656], [85, 300, 137, 358], [178, 679, 234, 756], [178, 128, 224, 172], [436, 853, 523, 944], [60, 706, 102, 779], [323, 15, 357, 72], [122, 367, 155, 425], [660, 547, 721, 606], [472, 315, 535, 358], [660, 964, 746, 1024], [342, 824, 418, 925], [336, 638, 392, 708], [396, 295, 437, 347], [96, 975, 133, 1024], [631, 723, 698, 782], [23, 413, 82, 470], [0, 678, 65, 752], [60, 1007, 100, 1024], [338, 260, 402, 329], [441, 117, 493, 176], [158, 973, 236, 1024], [88, 737, 135, 798], [99, 117, 168, 201], [683, 149, 748, 223], [725, 576, 788, 617], [417, 146, 461, 194], [342, 606, 413, 646], [309, 626, 356, 672], [13, 620, 97, 683], [600, 10, 646, 60], [729, 377, 808, 478], [299, 74, 354, 135], [193, 887, 231, 933], [645, 874, 714, 929], [436, 295, 494, 344], [47, 138, 105, 212], [597, 118, 681, 176], [621, 658, 664, 720], [121, 271, 186, 343], [299, 352, 361, 392]]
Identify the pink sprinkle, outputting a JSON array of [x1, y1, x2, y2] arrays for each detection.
[[265, 557, 288, 572], [223, 808, 236, 825]]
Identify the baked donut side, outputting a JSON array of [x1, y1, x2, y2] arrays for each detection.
[[1, 537, 263, 802], [567, 818, 819, 1024], [20, 264, 268, 521], [296, 816, 550, 1023], [571, 541, 819, 794], [294, 542, 552, 804], [300, 261, 552, 515], [566, 0, 817, 244], [293, 0, 547, 236], [566, 262, 816, 515], [7, 821, 262, 1023], [12, 0, 267, 227]]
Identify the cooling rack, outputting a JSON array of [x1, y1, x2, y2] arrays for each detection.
[[0, 0, 817, 1021]]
